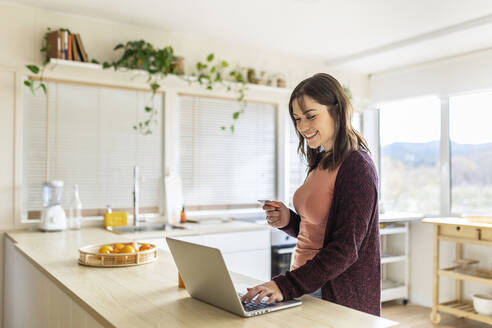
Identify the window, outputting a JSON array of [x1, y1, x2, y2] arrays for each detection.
[[449, 92, 492, 215], [379, 97, 441, 214], [177, 95, 276, 210], [22, 82, 162, 220]]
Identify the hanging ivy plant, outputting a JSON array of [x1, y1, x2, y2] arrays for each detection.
[[24, 27, 73, 95], [25, 33, 251, 134], [102, 40, 176, 135], [343, 85, 353, 100], [192, 53, 248, 132]]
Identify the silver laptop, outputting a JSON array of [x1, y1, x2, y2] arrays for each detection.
[[166, 237, 302, 317]]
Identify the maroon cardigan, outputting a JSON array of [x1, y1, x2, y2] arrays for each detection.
[[272, 149, 381, 316]]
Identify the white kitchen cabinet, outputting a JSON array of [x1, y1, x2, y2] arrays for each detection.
[[4, 238, 105, 328], [139, 229, 271, 281]]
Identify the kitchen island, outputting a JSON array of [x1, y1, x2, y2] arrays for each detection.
[[4, 224, 398, 328]]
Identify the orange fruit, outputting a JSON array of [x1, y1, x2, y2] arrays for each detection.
[[139, 243, 153, 251], [98, 248, 111, 260], [113, 243, 125, 250], [98, 245, 113, 253], [119, 245, 136, 254], [126, 242, 138, 249]]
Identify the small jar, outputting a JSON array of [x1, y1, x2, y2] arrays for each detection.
[[247, 68, 257, 84], [172, 56, 185, 75]]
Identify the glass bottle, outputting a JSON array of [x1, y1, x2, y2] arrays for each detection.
[[69, 184, 82, 230], [180, 205, 186, 224]]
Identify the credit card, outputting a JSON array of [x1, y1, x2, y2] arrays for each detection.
[[257, 200, 280, 207]]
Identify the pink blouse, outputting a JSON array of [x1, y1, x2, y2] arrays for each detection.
[[291, 164, 340, 270]]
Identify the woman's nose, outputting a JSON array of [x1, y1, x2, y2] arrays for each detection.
[[297, 119, 308, 133]]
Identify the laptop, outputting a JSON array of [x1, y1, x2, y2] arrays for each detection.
[[166, 237, 302, 317]]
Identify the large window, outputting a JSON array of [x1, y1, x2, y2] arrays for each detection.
[[450, 92, 492, 215], [379, 98, 441, 214], [22, 82, 162, 220], [178, 96, 276, 210]]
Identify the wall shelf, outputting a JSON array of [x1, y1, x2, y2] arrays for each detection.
[[41, 58, 291, 95]]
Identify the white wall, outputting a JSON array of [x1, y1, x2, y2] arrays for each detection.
[[370, 50, 492, 307], [0, 2, 368, 326]]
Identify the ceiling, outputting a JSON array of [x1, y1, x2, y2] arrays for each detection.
[[7, 0, 492, 74]]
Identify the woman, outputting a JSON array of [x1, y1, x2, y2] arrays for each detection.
[[240, 73, 381, 316]]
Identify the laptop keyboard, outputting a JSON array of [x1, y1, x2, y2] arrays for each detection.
[[238, 293, 275, 312]]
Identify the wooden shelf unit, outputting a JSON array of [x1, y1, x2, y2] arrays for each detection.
[[438, 300, 492, 325], [423, 217, 492, 325]]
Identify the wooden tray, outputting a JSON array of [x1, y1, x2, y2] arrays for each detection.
[[78, 242, 158, 267]]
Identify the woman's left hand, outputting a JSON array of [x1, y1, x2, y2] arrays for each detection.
[[240, 280, 284, 304]]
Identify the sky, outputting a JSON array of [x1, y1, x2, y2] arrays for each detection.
[[379, 93, 492, 146]]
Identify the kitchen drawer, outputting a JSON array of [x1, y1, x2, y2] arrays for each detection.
[[439, 225, 480, 240], [203, 230, 270, 253], [480, 229, 492, 242]]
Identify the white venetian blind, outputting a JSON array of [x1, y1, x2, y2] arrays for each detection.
[[178, 95, 276, 209], [22, 81, 162, 219]]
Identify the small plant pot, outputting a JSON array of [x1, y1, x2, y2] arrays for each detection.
[[172, 56, 185, 75]]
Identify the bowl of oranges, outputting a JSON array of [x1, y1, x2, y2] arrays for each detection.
[[78, 242, 157, 267]]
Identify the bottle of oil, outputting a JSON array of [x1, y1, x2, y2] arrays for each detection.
[[180, 205, 186, 224]]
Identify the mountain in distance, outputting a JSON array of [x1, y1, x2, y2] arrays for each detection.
[[381, 141, 492, 167]]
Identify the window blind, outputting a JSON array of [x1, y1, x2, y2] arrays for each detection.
[[177, 95, 276, 209], [22, 82, 162, 219]]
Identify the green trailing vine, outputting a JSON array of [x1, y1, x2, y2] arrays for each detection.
[[193, 53, 248, 132], [24, 27, 72, 95], [343, 85, 353, 100], [102, 40, 175, 135], [25, 33, 251, 134]]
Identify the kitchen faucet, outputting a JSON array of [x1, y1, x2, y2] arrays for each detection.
[[133, 166, 145, 227]]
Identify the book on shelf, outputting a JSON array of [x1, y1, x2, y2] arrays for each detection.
[[44, 30, 89, 62], [74, 34, 88, 62], [45, 30, 62, 59], [71, 35, 80, 61], [60, 30, 67, 60], [68, 34, 72, 60]]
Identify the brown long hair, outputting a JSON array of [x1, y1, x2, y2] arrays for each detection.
[[289, 73, 369, 173]]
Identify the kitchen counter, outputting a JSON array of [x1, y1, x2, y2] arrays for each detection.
[[5, 225, 398, 328]]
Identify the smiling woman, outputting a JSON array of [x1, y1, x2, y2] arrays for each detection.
[[242, 73, 381, 316]]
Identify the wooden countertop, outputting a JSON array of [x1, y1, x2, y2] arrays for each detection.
[[422, 217, 492, 229], [6, 226, 398, 328]]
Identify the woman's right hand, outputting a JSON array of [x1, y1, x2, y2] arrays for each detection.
[[263, 201, 290, 228]]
